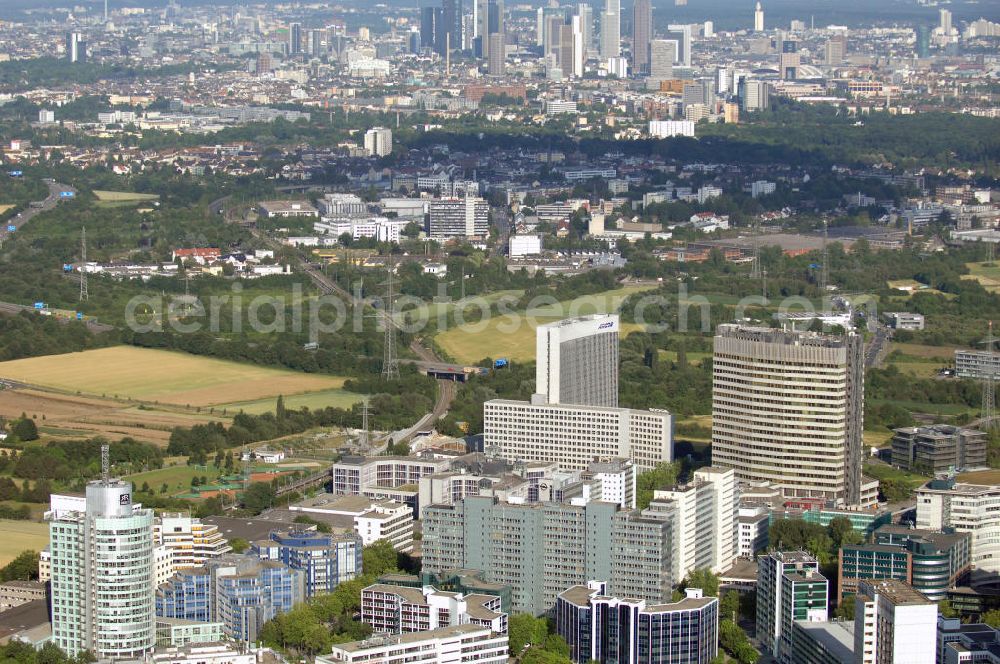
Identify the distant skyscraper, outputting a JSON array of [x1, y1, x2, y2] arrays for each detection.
[[48, 480, 156, 659], [824, 34, 846, 65], [599, 0, 620, 58], [66, 31, 86, 63], [442, 0, 462, 52], [536, 315, 619, 407], [740, 78, 770, 111], [476, 0, 504, 60], [575, 4, 593, 54], [916, 25, 931, 58], [666, 24, 692, 67], [754, 1, 764, 32], [421, 6, 441, 51], [940, 8, 953, 35], [288, 22, 302, 55], [711, 324, 865, 506], [364, 127, 393, 157], [649, 39, 677, 80], [487, 33, 505, 74], [632, 0, 652, 74]]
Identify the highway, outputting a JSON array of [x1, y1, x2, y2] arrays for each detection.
[[232, 209, 457, 439], [0, 180, 77, 242]]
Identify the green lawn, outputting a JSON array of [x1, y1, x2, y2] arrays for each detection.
[[217, 389, 364, 415], [0, 519, 48, 566], [863, 462, 930, 490], [869, 398, 975, 417], [126, 464, 226, 494], [435, 286, 654, 364]]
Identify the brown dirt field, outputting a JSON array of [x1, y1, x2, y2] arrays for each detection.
[[0, 388, 227, 446]]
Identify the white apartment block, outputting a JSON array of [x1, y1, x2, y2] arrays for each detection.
[[318, 193, 368, 216], [738, 506, 769, 558], [648, 120, 695, 138], [291, 495, 414, 552], [509, 234, 543, 257], [712, 324, 866, 507], [428, 197, 490, 238], [750, 180, 776, 198], [484, 399, 672, 471], [653, 466, 737, 577], [148, 643, 256, 664], [315, 217, 409, 243], [364, 127, 393, 157], [916, 478, 1000, 573], [318, 624, 508, 664], [332, 456, 451, 496], [154, 513, 232, 570], [361, 584, 507, 635], [854, 580, 937, 664]]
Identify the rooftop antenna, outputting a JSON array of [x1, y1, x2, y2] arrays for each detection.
[[446, 33, 451, 77], [381, 257, 400, 380], [101, 443, 110, 484], [79, 226, 88, 302], [242, 444, 251, 490]]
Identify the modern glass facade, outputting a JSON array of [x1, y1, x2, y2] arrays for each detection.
[[48, 481, 156, 660], [252, 529, 362, 596]]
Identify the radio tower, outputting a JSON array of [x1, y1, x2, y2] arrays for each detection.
[[358, 398, 371, 454], [819, 220, 829, 293], [79, 227, 88, 302], [983, 321, 996, 430], [749, 218, 761, 280], [101, 443, 110, 484], [381, 259, 400, 380]]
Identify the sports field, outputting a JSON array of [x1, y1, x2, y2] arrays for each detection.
[[0, 347, 349, 407], [0, 519, 48, 566], [92, 190, 160, 202]]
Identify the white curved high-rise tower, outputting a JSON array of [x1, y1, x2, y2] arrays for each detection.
[[48, 479, 156, 659], [754, 1, 765, 32]]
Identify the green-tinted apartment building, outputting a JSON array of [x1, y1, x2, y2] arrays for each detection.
[[757, 551, 829, 661]]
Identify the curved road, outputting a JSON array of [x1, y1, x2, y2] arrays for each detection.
[[0, 180, 76, 242], [241, 220, 456, 439]]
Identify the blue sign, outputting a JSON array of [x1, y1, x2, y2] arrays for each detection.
[[33, 302, 45, 310], [76, 312, 83, 320], [59, 191, 74, 198], [8, 170, 22, 177], [6, 225, 15, 232], [494, 358, 509, 369], [809, 263, 820, 269], [63, 264, 73, 272]]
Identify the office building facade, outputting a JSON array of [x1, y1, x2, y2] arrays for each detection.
[[599, 0, 620, 58], [361, 583, 507, 634], [48, 482, 157, 659], [421, 496, 675, 615], [712, 324, 866, 506], [854, 580, 937, 664], [252, 529, 362, 596], [428, 197, 490, 238], [317, 624, 508, 664], [363, 127, 393, 157], [917, 478, 1000, 573], [632, 0, 651, 74], [892, 424, 987, 474], [484, 399, 672, 471], [536, 314, 619, 407], [756, 551, 829, 661], [653, 466, 737, 577], [556, 583, 718, 664]]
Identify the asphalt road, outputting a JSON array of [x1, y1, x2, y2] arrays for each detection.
[[0, 179, 76, 242]]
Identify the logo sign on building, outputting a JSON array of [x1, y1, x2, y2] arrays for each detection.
[[119, 493, 131, 505], [598, 321, 615, 330]]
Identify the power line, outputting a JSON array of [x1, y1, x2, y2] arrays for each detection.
[[79, 226, 88, 302], [381, 257, 400, 380]]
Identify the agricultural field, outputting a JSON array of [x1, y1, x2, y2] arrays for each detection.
[[435, 287, 654, 364], [92, 190, 160, 202], [885, 342, 956, 378], [0, 347, 349, 407], [0, 519, 48, 566], [0, 388, 223, 445]]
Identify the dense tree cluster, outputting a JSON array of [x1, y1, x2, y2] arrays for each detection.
[[2, 437, 163, 481]]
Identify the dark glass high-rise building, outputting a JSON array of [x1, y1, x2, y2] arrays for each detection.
[[420, 6, 440, 51], [288, 22, 302, 55], [632, 0, 651, 74], [442, 0, 462, 51]]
